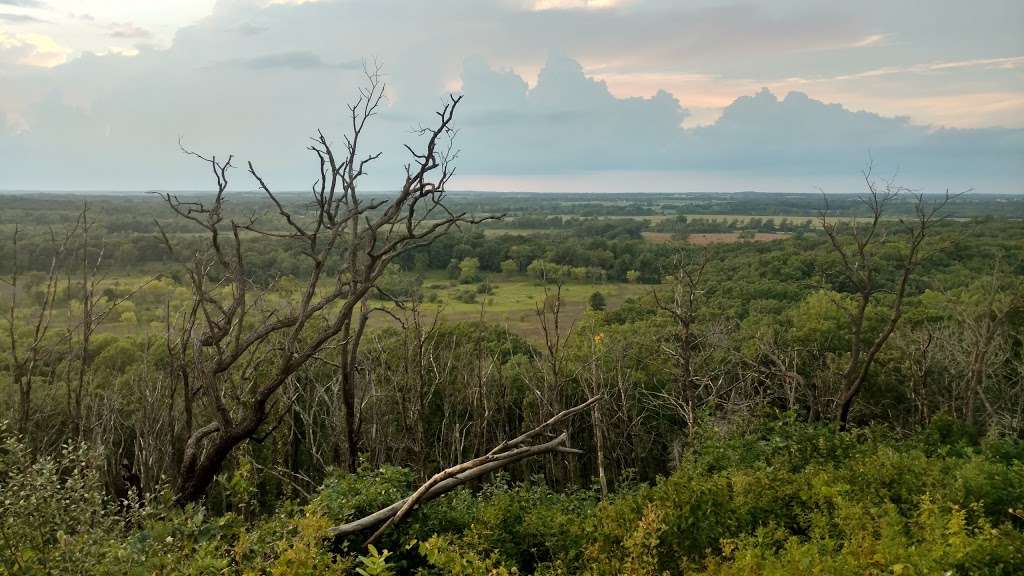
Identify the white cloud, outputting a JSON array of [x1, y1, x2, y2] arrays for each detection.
[[532, 0, 624, 10], [849, 33, 890, 48], [0, 29, 70, 67], [0, 0, 1020, 192]]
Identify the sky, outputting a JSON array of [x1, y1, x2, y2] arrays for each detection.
[[0, 0, 1022, 193]]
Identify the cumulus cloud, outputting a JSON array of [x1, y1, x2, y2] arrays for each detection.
[[0, 0, 1020, 193], [455, 58, 1022, 190], [0, 29, 68, 67], [458, 54, 689, 172]]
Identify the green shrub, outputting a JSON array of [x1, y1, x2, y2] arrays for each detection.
[[2, 420, 1021, 574]]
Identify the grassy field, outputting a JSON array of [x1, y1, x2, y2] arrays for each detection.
[[5, 272, 651, 346], [382, 276, 650, 341]]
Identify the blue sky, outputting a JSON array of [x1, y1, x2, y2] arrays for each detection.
[[0, 0, 1021, 192]]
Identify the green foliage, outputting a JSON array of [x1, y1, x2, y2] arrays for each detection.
[[786, 289, 852, 350], [459, 257, 483, 284], [1, 420, 1022, 574], [501, 259, 519, 276], [419, 536, 517, 575], [92, 338, 142, 375], [314, 464, 414, 526], [389, 422, 1024, 575], [3, 193, 1024, 574], [0, 431, 121, 574], [0, 426, 356, 574], [354, 545, 394, 576], [526, 259, 567, 283], [454, 288, 479, 304]]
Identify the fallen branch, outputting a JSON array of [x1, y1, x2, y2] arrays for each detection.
[[326, 397, 599, 544]]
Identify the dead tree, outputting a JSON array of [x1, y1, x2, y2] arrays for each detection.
[[164, 298, 200, 475], [586, 328, 609, 499], [329, 397, 598, 546], [532, 278, 578, 483], [955, 267, 1022, 425], [157, 67, 492, 503], [71, 204, 102, 438], [66, 204, 155, 440], [755, 334, 809, 415], [361, 288, 446, 476], [652, 249, 709, 437], [820, 167, 958, 430], [535, 279, 569, 413], [896, 324, 937, 424], [3, 220, 79, 435]]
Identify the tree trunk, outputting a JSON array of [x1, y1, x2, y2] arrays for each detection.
[[592, 402, 608, 499], [340, 367, 360, 472]]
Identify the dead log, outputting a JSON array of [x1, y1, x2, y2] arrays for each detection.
[[327, 397, 599, 544]]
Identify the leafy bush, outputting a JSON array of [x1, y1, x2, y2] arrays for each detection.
[[454, 288, 478, 304], [2, 421, 1021, 574], [0, 432, 122, 573], [393, 421, 1024, 575]]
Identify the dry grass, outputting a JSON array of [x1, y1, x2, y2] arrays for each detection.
[[482, 228, 549, 237], [641, 232, 674, 244], [685, 232, 789, 245]]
